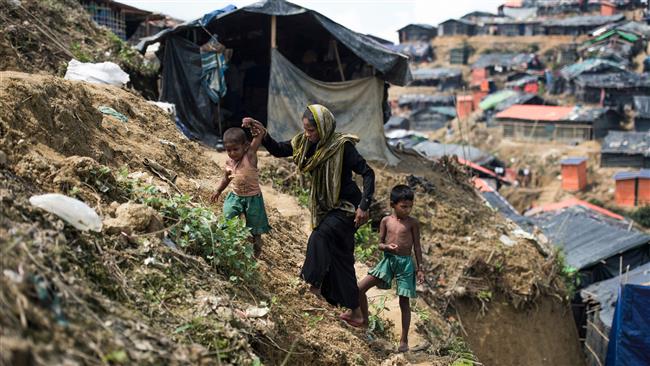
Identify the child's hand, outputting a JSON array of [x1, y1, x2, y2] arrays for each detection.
[[416, 269, 425, 284], [210, 191, 221, 203], [387, 243, 398, 252]]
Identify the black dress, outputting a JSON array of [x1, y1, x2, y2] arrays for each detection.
[[263, 134, 375, 309]]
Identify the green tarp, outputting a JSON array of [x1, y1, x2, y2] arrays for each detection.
[[479, 90, 518, 110]]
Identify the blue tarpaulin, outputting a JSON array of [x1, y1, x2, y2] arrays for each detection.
[[605, 284, 650, 366]]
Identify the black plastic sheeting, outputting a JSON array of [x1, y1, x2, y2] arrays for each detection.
[[137, 0, 410, 86], [160, 36, 218, 143], [532, 205, 650, 285], [580, 262, 650, 329]]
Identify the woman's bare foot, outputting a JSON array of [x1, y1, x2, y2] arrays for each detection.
[[309, 285, 323, 299], [398, 340, 409, 353], [340, 308, 365, 327]]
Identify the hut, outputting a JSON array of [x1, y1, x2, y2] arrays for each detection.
[[449, 46, 471, 65], [574, 72, 650, 108], [496, 104, 621, 142], [543, 14, 625, 35], [397, 94, 455, 110], [580, 264, 650, 366], [614, 170, 650, 207], [471, 53, 542, 84], [81, 0, 155, 41], [554, 58, 627, 95], [409, 107, 456, 131], [397, 24, 437, 43], [136, 0, 410, 163], [438, 19, 476, 36], [526, 199, 650, 286], [634, 96, 650, 132], [409, 68, 462, 89], [560, 157, 588, 191], [601, 131, 650, 168]]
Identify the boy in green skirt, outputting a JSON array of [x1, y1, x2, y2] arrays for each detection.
[[341, 184, 424, 352], [211, 121, 270, 257]]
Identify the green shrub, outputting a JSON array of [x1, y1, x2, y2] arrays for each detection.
[[354, 223, 380, 264], [630, 206, 650, 228], [116, 170, 258, 282]]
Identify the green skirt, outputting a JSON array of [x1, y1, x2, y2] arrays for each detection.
[[222, 192, 271, 235], [368, 252, 416, 298]]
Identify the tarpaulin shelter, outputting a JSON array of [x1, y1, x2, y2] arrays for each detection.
[[605, 283, 650, 366], [601, 131, 650, 168], [136, 0, 410, 163], [580, 263, 650, 366], [528, 204, 650, 286], [575, 72, 650, 108], [409, 68, 462, 89], [634, 96, 650, 132]]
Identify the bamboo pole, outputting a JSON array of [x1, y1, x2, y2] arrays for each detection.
[[271, 15, 277, 49], [332, 40, 345, 81]]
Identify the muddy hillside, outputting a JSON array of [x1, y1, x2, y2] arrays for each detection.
[[0, 71, 586, 365]]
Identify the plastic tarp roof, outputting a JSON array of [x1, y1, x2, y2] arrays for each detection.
[[575, 72, 650, 89], [410, 68, 462, 81], [617, 21, 650, 37], [580, 263, 650, 329], [494, 93, 544, 112], [531, 206, 650, 270], [602, 131, 650, 156], [479, 90, 518, 110], [560, 58, 627, 80], [606, 283, 650, 366], [136, 0, 410, 85], [472, 53, 537, 69], [543, 13, 625, 27], [389, 43, 433, 60], [481, 190, 536, 232], [411, 141, 494, 165], [397, 94, 455, 107], [587, 29, 639, 45]]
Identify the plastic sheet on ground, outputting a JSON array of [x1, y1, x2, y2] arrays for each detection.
[[64, 59, 130, 86], [29, 193, 102, 232]]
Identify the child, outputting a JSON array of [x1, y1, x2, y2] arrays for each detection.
[[211, 121, 270, 257], [343, 184, 424, 352]]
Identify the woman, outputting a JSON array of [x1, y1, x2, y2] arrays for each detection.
[[243, 104, 374, 326]]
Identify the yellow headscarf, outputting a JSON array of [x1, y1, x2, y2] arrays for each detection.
[[291, 105, 359, 228]]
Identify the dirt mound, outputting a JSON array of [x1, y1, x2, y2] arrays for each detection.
[[0, 71, 585, 365], [0, 0, 157, 98]]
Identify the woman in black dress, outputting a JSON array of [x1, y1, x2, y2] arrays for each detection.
[[243, 104, 374, 325]]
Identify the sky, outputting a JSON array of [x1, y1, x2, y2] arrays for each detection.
[[118, 0, 504, 43]]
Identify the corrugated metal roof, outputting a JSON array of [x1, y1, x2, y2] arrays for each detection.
[[613, 169, 650, 181], [561, 157, 587, 165], [496, 105, 574, 121], [532, 206, 650, 270], [580, 262, 650, 329], [602, 131, 650, 156]]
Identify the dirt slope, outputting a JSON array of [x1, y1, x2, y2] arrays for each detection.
[[1, 72, 584, 365]]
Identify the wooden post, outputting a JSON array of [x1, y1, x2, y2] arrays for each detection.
[[332, 39, 345, 81], [271, 15, 277, 49]]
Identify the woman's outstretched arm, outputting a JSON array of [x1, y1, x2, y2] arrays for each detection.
[[242, 117, 293, 158]]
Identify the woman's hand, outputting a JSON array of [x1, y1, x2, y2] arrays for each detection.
[[354, 208, 369, 228], [242, 117, 266, 137]]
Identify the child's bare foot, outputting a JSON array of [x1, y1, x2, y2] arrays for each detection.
[[398, 341, 409, 353], [253, 236, 262, 258]]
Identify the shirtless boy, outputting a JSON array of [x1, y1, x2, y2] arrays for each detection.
[[211, 121, 270, 257], [341, 184, 424, 352]]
